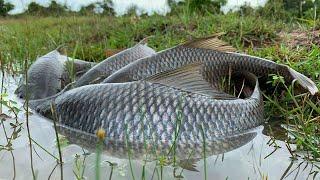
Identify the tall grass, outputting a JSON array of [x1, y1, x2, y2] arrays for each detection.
[[0, 72, 23, 180], [0, 13, 285, 70], [50, 103, 64, 179], [264, 74, 320, 161], [23, 56, 37, 179]]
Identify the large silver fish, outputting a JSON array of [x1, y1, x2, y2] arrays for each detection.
[[31, 64, 264, 154], [15, 49, 95, 100], [74, 40, 156, 87], [29, 37, 318, 164], [103, 37, 318, 95], [57, 123, 258, 161]]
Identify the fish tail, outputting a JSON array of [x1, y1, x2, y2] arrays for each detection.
[[288, 67, 319, 95]]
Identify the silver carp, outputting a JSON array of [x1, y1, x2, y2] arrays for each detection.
[[74, 40, 156, 87], [56, 123, 258, 161], [30, 64, 264, 154], [15, 49, 95, 100], [29, 37, 318, 161], [103, 37, 318, 95]]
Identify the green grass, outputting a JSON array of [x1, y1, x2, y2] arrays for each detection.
[[0, 13, 285, 71], [0, 10, 320, 178]]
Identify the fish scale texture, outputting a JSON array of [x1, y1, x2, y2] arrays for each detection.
[[57, 122, 257, 159], [103, 46, 291, 86], [75, 44, 156, 87], [15, 50, 95, 100], [28, 43, 318, 159], [45, 81, 264, 147], [21, 51, 65, 99]]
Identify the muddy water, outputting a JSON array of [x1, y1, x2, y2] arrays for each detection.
[[0, 74, 318, 180]]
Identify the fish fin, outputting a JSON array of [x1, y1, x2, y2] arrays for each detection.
[[179, 159, 200, 172], [145, 63, 236, 99], [138, 35, 155, 45], [56, 44, 67, 55], [181, 36, 236, 52], [288, 67, 319, 95]]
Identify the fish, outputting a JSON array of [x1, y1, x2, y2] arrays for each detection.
[[28, 37, 318, 164], [74, 39, 156, 87], [103, 36, 318, 95], [15, 49, 95, 100], [56, 123, 258, 161], [30, 64, 264, 155]]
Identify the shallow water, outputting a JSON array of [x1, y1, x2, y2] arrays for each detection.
[[0, 74, 318, 180]]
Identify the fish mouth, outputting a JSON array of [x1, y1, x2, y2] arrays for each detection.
[[15, 84, 27, 99]]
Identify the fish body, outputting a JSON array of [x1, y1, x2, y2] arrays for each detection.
[[28, 37, 317, 160], [74, 43, 156, 87], [15, 50, 95, 100], [103, 40, 318, 95], [32, 70, 263, 151], [57, 123, 258, 160]]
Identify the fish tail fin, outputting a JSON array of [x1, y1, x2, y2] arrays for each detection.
[[288, 67, 318, 95], [56, 44, 67, 55]]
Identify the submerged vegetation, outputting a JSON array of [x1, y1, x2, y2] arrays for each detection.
[[0, 0, 320, 179]]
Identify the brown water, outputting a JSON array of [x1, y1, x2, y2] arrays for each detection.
[[0, 74, 318, 180]]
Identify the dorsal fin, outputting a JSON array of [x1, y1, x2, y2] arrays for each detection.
[[181, 36, 236, 52], [55, 44, 68, 55], [138, 35, 155, 45], [145, 63, 236, 99]]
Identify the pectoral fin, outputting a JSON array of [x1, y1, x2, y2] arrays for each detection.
[[178, 159, 200, 172], [145, 63, 236, 99]]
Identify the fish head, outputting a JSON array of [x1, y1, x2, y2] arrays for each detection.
[[15, 81, 58, 100], [14, 76, 33, 99], [15, 82, 27, 99]]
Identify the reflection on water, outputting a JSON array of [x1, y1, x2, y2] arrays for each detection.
[[57, 124, 257, 161], [0, 74, 319, 180]]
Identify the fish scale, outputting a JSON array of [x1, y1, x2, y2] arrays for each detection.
[[104, 46, 291, 89], [29, 37, 318, 159], [74, 43, 156, 87], [15, 50, 96, 100], [32, 78, 263, 148], [55, 120, 257, 160]]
